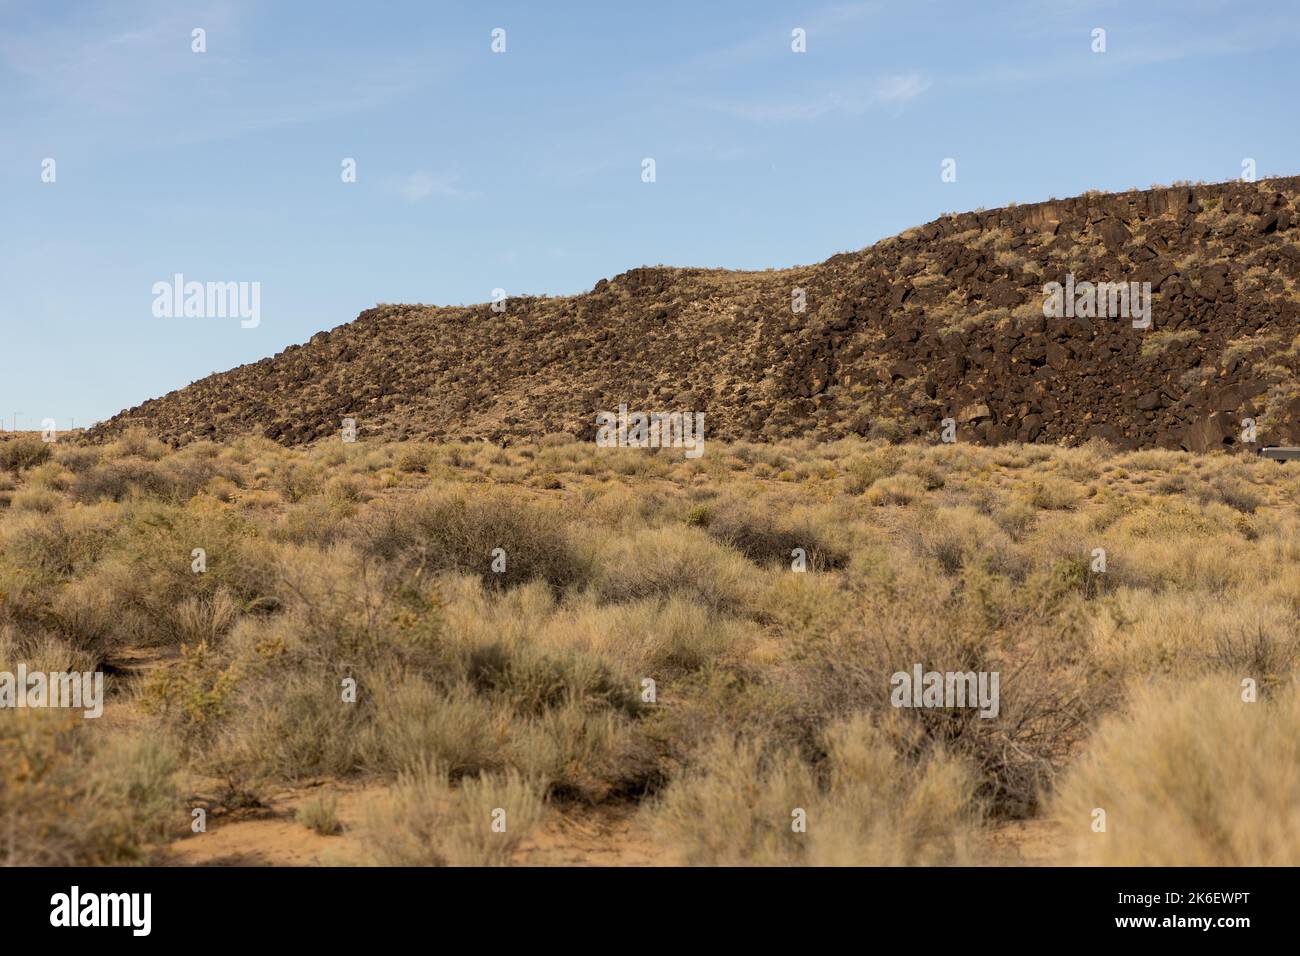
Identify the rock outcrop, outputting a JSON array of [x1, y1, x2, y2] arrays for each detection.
[[91, 177, 1300, 451]]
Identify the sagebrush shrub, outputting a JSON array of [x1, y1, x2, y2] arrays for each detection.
[[0, 437, 53, 473]]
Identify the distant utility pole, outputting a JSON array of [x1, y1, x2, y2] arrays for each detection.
[[12, 412, 21, 432]]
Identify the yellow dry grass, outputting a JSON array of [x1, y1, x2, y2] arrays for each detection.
[[2, 429, 1298, 865]]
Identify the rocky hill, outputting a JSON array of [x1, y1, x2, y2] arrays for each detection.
[[91, 177, 1300, 451]]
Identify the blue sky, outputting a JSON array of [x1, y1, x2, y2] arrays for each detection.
[[3, 0, 1298, 426]]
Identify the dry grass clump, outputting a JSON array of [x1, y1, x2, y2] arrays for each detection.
[[361, 761, 545, 866], [394, 442, 438, 474], [590, 527, 757, 614], [296, 793, 342, 835], [53, 445, 101, 474], [141, 553, 654, 803], [365, 676, 510, 778], [106, 426, 168, 460], [1201, 475, 1263, 513], [788, 583, 1100, 819], [1053, 676, 1300, 865], [73, 466, 144, 503], [694, 494, 849, 571], [0, 436, 53, 473], [356, 487, 589, 593], [139, 548, 439, 792], [0, 703, 178, 865], [1086, 590, 1300, 684], [1023, 476, 1084, 511], [645, 714, 981, 865], [863, 472, 929, 506], [900, 505, 1027, 579]]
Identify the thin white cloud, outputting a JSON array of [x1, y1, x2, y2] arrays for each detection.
[[0, 1, 237, 114], [699, 1, 882, 68], [0, 1, 457, 153], [387, 171, 476, 203], [945, 6, 1300, 88], [706, 72, 932, 122], [870, 73, 934, 108]]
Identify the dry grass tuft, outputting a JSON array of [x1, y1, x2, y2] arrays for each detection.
[[1053, 676, 1300, 865]]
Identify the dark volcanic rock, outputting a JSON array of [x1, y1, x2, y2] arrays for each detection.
[[89, 177, 1300, 451]]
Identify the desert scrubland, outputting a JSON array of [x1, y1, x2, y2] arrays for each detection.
[[3, 430, 1298, 865]]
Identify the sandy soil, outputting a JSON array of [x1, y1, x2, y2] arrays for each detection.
[[160, 787, 668, 867]]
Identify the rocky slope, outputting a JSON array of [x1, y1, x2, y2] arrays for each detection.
[[92, 177, 1300, 451]]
